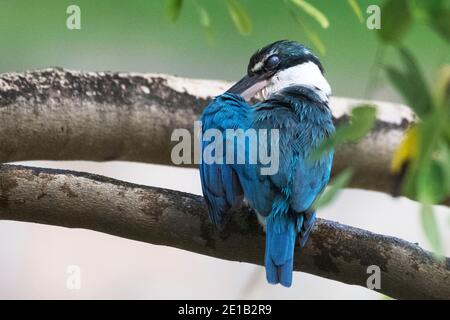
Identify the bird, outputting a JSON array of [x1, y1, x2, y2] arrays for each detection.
[[199, 40, 335, 287]]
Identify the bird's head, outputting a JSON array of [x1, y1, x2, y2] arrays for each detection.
[[227, 40, 331, 102]]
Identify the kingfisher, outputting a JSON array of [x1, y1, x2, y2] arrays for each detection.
[[199, 40, 334, 287]]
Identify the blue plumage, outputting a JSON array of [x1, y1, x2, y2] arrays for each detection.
[[199, 41, 334, 287]]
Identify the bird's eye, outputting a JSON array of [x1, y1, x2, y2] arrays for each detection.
[[265, 55, 280, 69]]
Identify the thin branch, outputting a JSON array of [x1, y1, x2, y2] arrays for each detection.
[[0, 68, 417, 196], [0, 164, 448, 299]]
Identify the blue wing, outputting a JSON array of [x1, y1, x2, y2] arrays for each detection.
[[200, 93, 283, 227], [199, 93, 250, 228]]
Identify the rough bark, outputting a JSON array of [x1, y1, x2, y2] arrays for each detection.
[[0, 164, 448, 300], [0, 68, 417, 195]]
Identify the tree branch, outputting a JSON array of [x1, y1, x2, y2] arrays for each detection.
[[0, 164, 448, 299], [0, 68, 417, 195]]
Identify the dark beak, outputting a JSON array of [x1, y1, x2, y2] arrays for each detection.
[[226, 74, 269, 101]]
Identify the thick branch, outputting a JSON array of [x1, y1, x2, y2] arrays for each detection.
[[0, 164, 448, 299], [0, 68, 416, 195]]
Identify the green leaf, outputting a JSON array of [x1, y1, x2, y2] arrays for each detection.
[[347, 0, 363, 23], [414, 0, 443, 13], [416, 114, 440, 166], [420, 0, 450, 43], [435, 64, 450, 107], [420, 204, 443, 256], [385, 48, 433, 118], [431, 7, 450, 43], [291, 0, 329, 29], [167, 0, 183, 22], [414, 114, 450, 204], [195, 4, 214, 45], [403, 111, 447, 203], [289, 9, 326, 56], [436, 143, 450, 196], [384, 66, 407, 92], [378, 0, 412, 43], [385, 66, 415, 107], [310, 105, 376, 160], [338, 106, 377, 141], [399, 48, 431, 99], [417, 158, 448, 204], [197, 6, 210, 27], [303, 22, 326, 56], [313, 169, 353, 210], [226, 0, 252, 35]]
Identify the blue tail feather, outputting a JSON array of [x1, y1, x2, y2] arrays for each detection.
[[264, 214, 297, 287], [264, 211, 317, 287]]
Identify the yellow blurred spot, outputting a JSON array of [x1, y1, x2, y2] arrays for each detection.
[[390, 126, 418, 173]]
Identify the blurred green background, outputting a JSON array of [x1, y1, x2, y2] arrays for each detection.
[[0, 0, 448, 99]]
